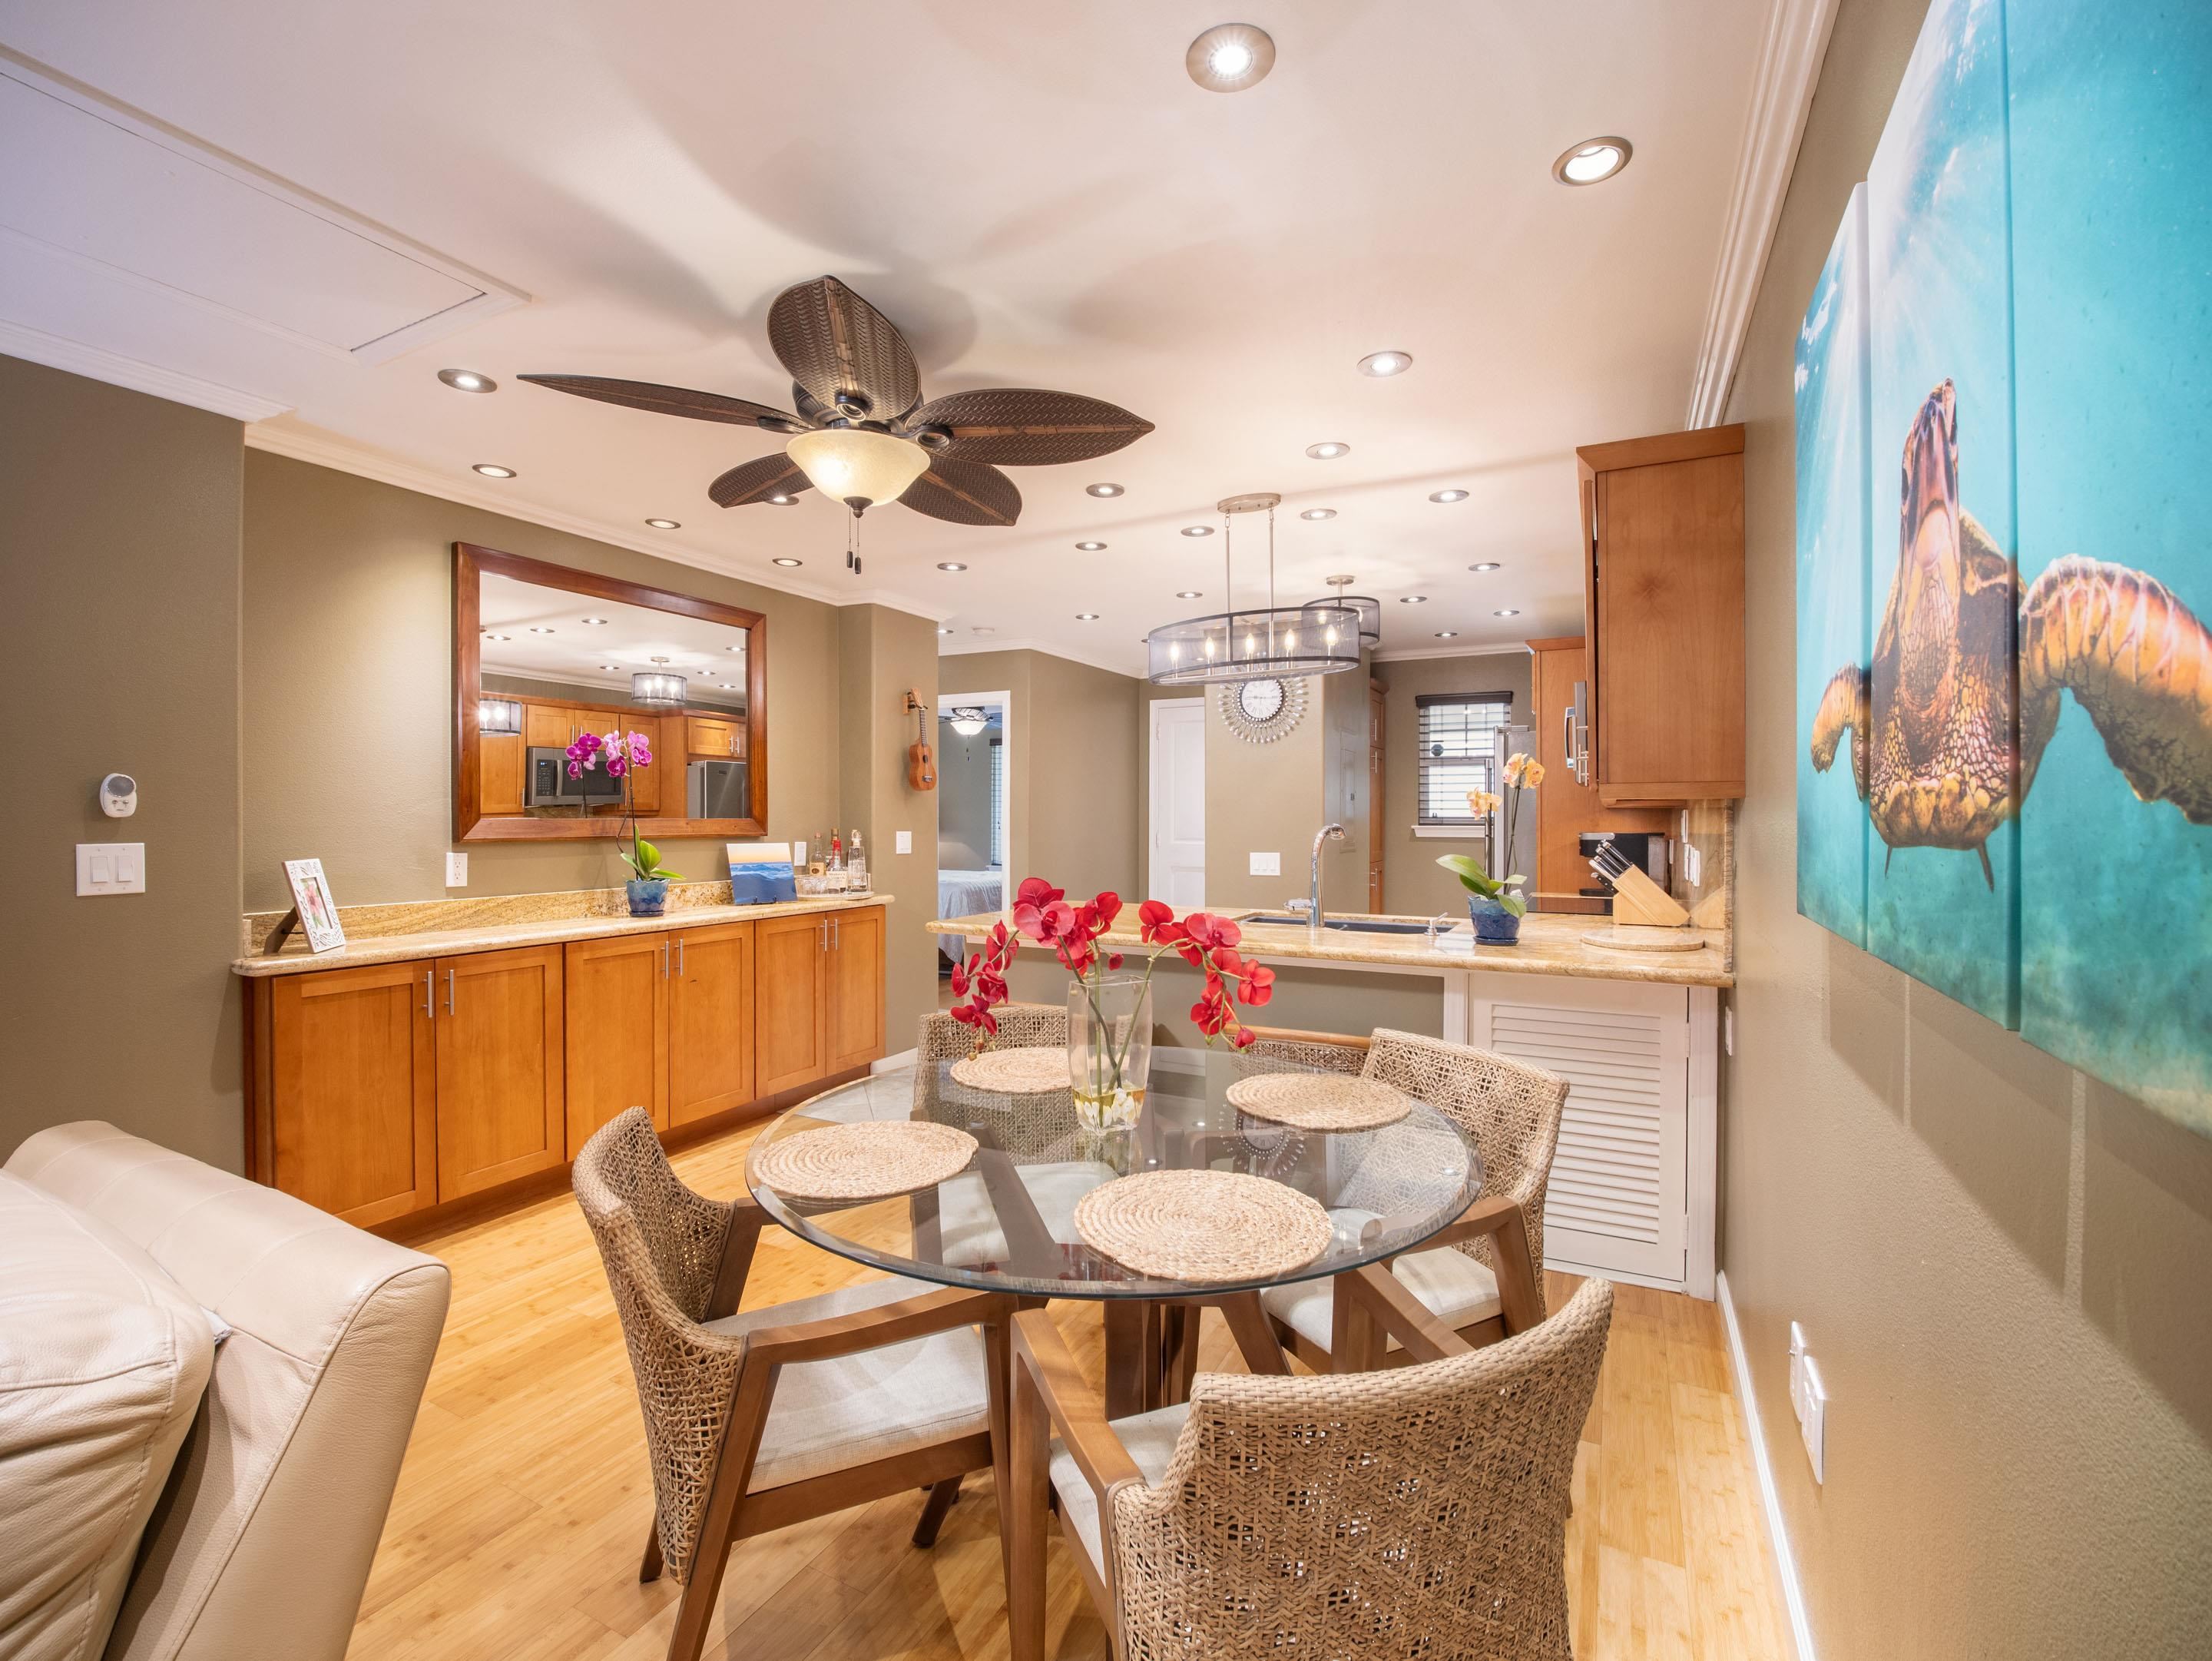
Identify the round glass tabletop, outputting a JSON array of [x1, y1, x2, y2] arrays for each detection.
[[743, 1048, 1484, 1299]]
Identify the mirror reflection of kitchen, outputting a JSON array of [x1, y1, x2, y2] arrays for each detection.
[[474, 573, 748, 823]]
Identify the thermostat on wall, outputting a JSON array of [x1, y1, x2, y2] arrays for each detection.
[[99, 774, 137, 817]]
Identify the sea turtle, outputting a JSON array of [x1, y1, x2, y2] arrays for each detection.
[[1810, 380, 2212, 887]]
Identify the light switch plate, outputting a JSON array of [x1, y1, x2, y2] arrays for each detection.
[[1788, 1322, 1826, 1483], [896, 830, 912, 854], [1250, 851, 1281, 877], [77, 842, 146, 896], [445, 851, 469, 887], [1686, 843, 1704, 887]]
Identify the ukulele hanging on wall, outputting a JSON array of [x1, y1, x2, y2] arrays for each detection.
[[906, 690, 936, 791]]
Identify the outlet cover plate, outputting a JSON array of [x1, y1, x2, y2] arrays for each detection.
[[76, 842, 146, 895], [445, 851, 469, 887], [896, 830, 912, 854]]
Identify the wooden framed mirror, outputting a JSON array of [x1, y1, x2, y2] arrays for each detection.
[[453, 542, 767, 841]]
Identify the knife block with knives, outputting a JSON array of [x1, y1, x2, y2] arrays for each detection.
[[1582, 840, 1701, 950]]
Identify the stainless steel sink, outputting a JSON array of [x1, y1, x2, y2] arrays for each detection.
[[1241, 914, 1442, 937]]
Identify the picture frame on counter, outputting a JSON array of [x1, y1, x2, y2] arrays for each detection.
[[282, 858, 346, 953], [726, 842, 798, 905]]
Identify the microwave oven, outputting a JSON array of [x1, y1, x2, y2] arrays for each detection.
[[526, 747, 623, 807]]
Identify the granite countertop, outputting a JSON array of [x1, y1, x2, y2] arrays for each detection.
[[929, 907, 1733, 988], [234, 893, 892, 979]]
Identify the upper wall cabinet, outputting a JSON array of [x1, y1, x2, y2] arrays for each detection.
[[1575, 427, 1747, 806], [455, 544, 767, 841]]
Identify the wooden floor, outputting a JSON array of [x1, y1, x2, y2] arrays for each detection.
[[349, 1118, 1790, 1661]]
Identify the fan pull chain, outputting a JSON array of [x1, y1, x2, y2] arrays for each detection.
[[846, 510, 862, 576]]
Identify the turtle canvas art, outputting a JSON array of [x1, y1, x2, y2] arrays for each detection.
[[1796, 0, 2212, 1129]]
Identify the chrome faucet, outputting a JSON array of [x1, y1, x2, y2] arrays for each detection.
[[1426, 910, 1456, 944], [1303, 823, 1347, 933]]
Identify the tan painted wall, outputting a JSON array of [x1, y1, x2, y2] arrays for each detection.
[[1724, 0, 2212, 1653], [242, 450, 843, 910], [1, 356, 245, 1168], [940, 649, 1138, 903], [1375, 651, 1534, 918], [1204, 682, 1326, 913], [834, 605, 939, 1058]]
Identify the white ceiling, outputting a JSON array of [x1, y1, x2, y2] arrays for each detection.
[[0, 1, 1773, 672], [478, 572, 746, 705]]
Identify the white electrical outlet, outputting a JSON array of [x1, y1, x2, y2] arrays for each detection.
[[1789, 1322, 1826, 1484], [1250, 851, 1280, 877], [76, 843, 146, 896], [445, 851, 469, 887], [895, 830, 912, 854], [1686, 843, 1704, 887]]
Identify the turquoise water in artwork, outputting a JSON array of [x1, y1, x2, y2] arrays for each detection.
[[2010, 1, 2212, 1129], [1795, 188, 1872, 947], [1863, 0, 2020, 1026]]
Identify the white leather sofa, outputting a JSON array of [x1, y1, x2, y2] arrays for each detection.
[[2, 1122, 449, 1661]]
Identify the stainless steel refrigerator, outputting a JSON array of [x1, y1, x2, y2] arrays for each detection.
[[687, 759, 749, 818], [1489, 722, 1540, 889]]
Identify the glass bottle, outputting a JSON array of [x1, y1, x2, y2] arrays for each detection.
[[847, 829, 868, 892]]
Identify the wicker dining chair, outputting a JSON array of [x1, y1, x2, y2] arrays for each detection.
[[1257, 1029, 1568, 1372], [1238, 1023, 1369, 1075], [1008, 1275, 1614, 1661], [574, 1110, 1014, 1661]]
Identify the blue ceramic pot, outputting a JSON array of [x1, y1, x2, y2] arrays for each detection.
[[626, 877, 670, 918], [1468, 895, 1523, 945]]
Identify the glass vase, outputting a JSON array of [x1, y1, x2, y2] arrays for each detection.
[[1067, 971, 1152, 1131]]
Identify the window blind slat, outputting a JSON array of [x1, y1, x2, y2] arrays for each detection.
[[1417, 693, 1512, 824]]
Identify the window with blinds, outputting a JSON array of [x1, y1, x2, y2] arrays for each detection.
[[1416, 692, 1514, 825], [988, 740, 1005, 868]]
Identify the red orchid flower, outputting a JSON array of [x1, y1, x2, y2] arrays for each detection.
[[1238, 962, 1276, 1006], [1137, 900, 1184, 945], [1015, 877, 1065, 909]]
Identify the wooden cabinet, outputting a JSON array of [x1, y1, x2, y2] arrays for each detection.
[[432, 946, 566, 1200], [755, 912, 831, 1096], [1575, 426, 1746, 804], [825, 907, 884, 1074], [565, 931, 669, 1145], [687, 715, 745, 758], [668, 921, 756, 1126], [1527, 638, 1673, 915], [524, 702, 578, 748], [481, 732, 525, 815], [258, 963, 436, 1228]]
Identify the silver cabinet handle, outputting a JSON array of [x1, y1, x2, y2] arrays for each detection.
[[1561, 707, 1575, 778], [833, 917, 840, 950], [818, 918, 829, 950], [675, 937, 685, 976], [445, 967, 456, 1014], [423, 969, 435, 1018], [660, 939, 668, 978]]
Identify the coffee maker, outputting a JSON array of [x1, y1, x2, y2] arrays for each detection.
[[1578, 831, 1670, 910]]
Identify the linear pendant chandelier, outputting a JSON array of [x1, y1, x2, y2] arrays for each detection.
[[1145, 492, 1363, 685]]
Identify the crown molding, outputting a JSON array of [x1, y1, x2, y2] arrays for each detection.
[[242, 421, 948, 619], [1684, 0, 1842, 428], [937, 635, 1137, 679], [0, 316, 290, 421], [1371, 642, 1535, 665]]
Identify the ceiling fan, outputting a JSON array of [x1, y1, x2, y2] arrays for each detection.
[[522, 276, 1154, 539]]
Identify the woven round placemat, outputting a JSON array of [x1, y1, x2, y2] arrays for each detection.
[[1072, 1170, 1333, 1283], [1225, 1072, 1411, 1132], [949, 1046, 1071, 1095], [753, 1120, 977, 1202]]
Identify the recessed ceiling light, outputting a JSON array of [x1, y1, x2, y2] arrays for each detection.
[[1075, 612, 1101, 621], [483, 632, 512, 642], [937, 626, 956, 636], [772, 557, 803, 567], [1554, 136, 1633, 187], [1493, 608, 1522, 617], [580, 617, 608, 625], [1181, 525, 1215, 538], [528, 626, 557, 635], [1469, 561, 1502, 572], [1306, 442, 1350, 460], [644, 518, 680, 529], [1086, 482, 1124, 498], [971, 626, 996, 635], [472, 463, 517, 478], [1300, 507, 1337, 521], [1435, 630, 1460, 639], [725, 644, 743, 651], [937, 562, 968, 572], [1429, 489, 1469, 503], [1186, 22, 1275, 92], [1399, 595, 1428, 605], [599, 663, 620, 671], [1075, 540, 1108, 552], [1176, 590, 1203, 598], [439, 368, 496, 393], [765, 493, 796, 506], [1359, 351, 1412, 377]]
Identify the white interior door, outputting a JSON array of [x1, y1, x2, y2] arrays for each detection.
[[1150, 699, 1205, 907]]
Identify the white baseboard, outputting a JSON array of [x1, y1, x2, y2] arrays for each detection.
[[1716, 1270, 1816, 1661], [871, 1048, 918, 1074]]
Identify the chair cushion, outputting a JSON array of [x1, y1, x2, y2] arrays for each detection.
[[1048, 1403, 1188, 1573], [1259, 1242, 1500, 1355], [0, 1172, 214, 1661], [936, 1162, 1119, 1267], [704, 1275, 991, 1492]]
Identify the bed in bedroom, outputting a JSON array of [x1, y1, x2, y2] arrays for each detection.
[[936, 868, 1003, 963]]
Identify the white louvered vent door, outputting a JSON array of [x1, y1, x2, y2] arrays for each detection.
[[1465, 976, 1690, 1285]]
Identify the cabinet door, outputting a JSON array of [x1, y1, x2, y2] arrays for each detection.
[[564, 932, 667, 1149], [754, 913, 828, 1096], [481, 732, 525, 815], [267, 963, 436, 1227], [687, 716, 735, 757], [1528, 642, 1671, 916], [625, 716, 661, 816], [524, 702, 573, 749], [826, 907, 886, 1074], [668, 922, 756, 1126], [434, 945, 566, 1199]]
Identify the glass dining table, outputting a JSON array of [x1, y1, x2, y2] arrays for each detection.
[[744, 1046, 1485, 1414]]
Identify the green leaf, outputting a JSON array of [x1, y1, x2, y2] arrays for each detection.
[[656, 866, 684, 880], [1434, 854, 1487, 881], [636, 837, 661, 870], [1501, 893, 1528, 917], [1504, 874, 1525, 887]]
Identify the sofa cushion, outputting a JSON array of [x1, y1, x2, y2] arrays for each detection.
[[0, 1172, 215, 1661]]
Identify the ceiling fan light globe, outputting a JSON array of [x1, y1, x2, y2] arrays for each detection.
[[786, 428, 930, 511]]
